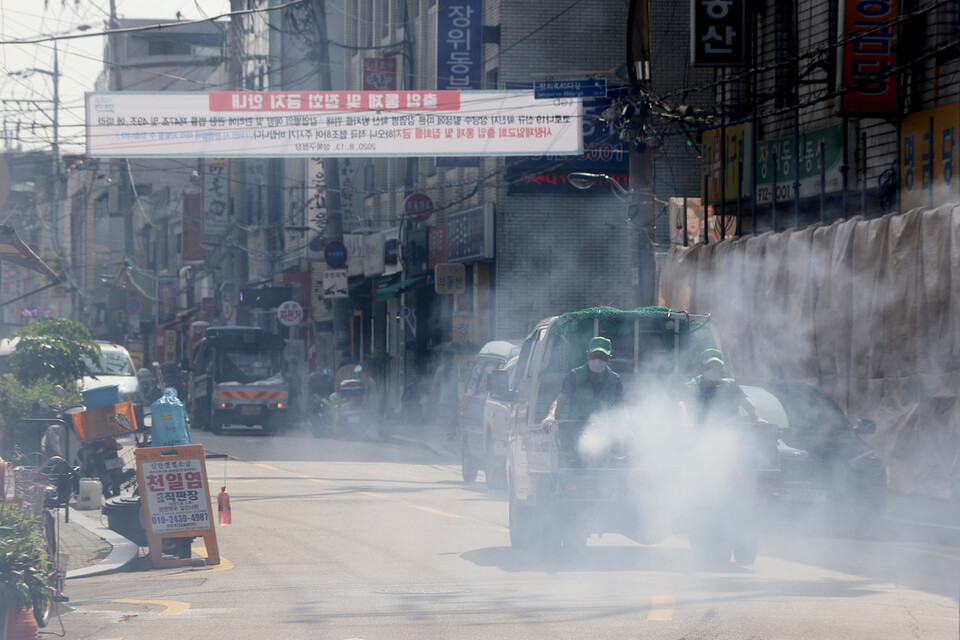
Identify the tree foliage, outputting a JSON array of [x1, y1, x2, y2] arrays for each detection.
[[7, 318, 101, 387]]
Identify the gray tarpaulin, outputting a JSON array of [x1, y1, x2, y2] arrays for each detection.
[[659, 204, 960, 498]]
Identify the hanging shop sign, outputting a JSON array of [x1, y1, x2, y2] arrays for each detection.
[[201, 158, 229, 238], [343, 234, 364, 277], [277, 300, 304, 327], [362, 232, 384, 277], [699, 123, 752, 204], [85, 91, 581, 158], [754, 124, 845, 204], [362, 57, 397, 91], [322, 269, 348, 299], [900, 103, 960, 212], [437, 0, 483, 91], [435, 264, 466, 294], [404, 193, 435, 222], [839, 0, 898, 116], [446, 203, 494, 263], [691, 0, 746, 66], [182, 193, 205, 261], [428, 224, 448, 269]]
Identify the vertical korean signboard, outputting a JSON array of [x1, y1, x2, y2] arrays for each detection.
[[700, 124, 750, 203], [839, 0, 898, 116], [202, 158, 229, 238], [900, 103, 959, 212], [437, 0, 483, 168], [690, 0, 746, 66]]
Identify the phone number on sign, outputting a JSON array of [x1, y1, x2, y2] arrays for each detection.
[[151, 512, 209, 527]]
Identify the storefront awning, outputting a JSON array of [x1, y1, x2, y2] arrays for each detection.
[[375, 275, 427, 302]]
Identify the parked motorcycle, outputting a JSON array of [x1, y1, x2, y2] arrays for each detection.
[[308, 370, 335, 439], [328, 379, 370, 439]]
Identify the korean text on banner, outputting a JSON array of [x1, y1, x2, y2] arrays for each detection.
[[85, 91, 582, 158], [900, 103, 960, 212], [839, 0, 897, 116]]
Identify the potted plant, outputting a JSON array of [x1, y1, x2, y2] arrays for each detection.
[[0, 502, 52, 636]]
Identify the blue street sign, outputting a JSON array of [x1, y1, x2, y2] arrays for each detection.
[[534, 79, 607, 99], [324, 241, 348, 269]]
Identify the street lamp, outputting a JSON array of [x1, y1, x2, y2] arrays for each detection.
[[567, 171, 631, 201]]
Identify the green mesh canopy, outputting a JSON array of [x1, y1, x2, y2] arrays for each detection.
[[542, 306, 719, 377]]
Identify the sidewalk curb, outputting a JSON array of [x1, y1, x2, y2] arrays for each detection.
[[64, 508, 140, 579], [884, 517, 960, 547]]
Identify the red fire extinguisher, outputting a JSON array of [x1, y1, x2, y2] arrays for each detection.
[[218, 487, 231, 525]]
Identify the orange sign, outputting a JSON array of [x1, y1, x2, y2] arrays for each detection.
[[135, 444, 220, 569]]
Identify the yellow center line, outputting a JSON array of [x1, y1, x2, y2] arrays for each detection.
[[252, 463, 280, 471], [356, 490, 386, 498], [647, 595, 676, 621], [112, 599, 190, 615], [413, 505, 462, 519]]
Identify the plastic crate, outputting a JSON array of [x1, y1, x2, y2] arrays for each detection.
[[71, 401, 138, 441], [82, 384, 120, 409]]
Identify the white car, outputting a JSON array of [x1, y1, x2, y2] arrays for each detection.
[[81, 341, 146, 428]]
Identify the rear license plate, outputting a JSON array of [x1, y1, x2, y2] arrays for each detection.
[[242, 405, 261, 416], [105, 458, 123, 470]]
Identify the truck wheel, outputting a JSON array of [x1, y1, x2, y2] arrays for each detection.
[[508, 487, 536, 550], [461, 435, 478, 483], [485, 434, 506, 489], [209, 406, 223, 435], [190, 401, 208, 431]]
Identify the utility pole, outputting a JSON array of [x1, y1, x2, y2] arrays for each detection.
[[108, 0, 133, 259], [627, 0, 656, 306], [311, 0, 349, 366]]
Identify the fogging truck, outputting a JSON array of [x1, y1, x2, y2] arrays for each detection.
[[188, 327, 289, 435], [489, 306, 780, 561]]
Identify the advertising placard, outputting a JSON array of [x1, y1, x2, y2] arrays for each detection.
[[900, 103, 960, 212], [446, 203, 493, 263], [839, 0, 897, 116], [86, 91, 581, 158], [435, 264, 466, 294], [277, 300, 303, 327], [691, 0, 746, 66], [428, 225, 448, 268], [135, 444, 220, 569], [699, 123, 751, 203], [754, 124, 845, 204]]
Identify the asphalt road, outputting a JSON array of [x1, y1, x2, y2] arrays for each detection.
[[60, 427, 960, 639]]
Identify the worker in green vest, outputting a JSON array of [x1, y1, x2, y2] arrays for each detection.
[[684, 349, 758, 424], [542, 336, 623, 428]]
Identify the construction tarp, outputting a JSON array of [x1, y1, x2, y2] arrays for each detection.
[[659, 204, 960, 499]]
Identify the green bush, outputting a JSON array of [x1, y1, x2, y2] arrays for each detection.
[[0, 502, 51, 611], [8, 318, 101, 388], [0, 375, 82, 431]]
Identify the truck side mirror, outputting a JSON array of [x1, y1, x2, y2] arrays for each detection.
[[855, 418, 877, 435], [487, 369, 513, 402]]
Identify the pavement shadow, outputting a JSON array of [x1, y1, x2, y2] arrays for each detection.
[[462, 543, 706, 575]]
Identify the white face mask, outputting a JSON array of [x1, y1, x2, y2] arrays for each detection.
[[703, 369, 722, 385], [588, 358, 607, 373]]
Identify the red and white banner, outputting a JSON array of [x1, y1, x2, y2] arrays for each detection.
[[85, 91, 583, 158]]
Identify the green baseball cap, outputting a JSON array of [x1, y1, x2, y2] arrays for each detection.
[[588, 336, 612, 357], [700, 348, 724, 366]]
